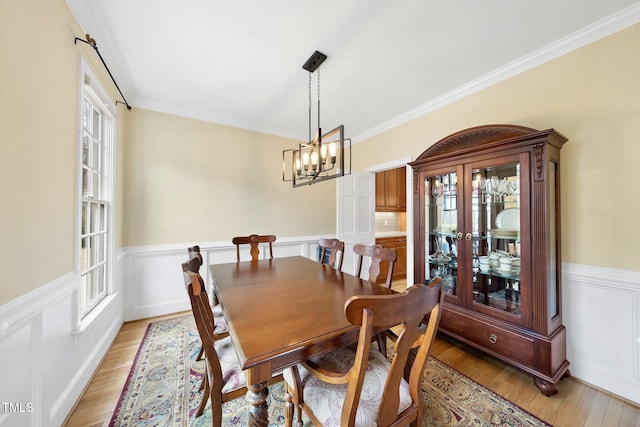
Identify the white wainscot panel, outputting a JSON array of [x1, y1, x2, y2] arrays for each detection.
[[40, 291, 121, 426], [123, 236, 322, 321], [0, 322, 36, 427], [124, 251, 191, 321], [0, 271, 123, 427], [563, 263, 640, 404]]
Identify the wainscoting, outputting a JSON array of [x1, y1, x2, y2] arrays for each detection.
[[562, 263, 640, 403], [0, 256, 124, 427], [121, 235, 324, 321], [0, 241, 638, 427]]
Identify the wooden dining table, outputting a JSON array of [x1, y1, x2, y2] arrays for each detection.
[[208, 255, 395, 426]]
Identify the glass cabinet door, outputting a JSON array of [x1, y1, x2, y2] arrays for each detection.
[[470, 162, 521, 317], [424, 169, 460, 297]]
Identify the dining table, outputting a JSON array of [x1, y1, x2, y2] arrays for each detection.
[[208, 255, 395, 426]]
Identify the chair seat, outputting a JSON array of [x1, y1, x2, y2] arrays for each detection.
[[283, 345, 412, 426], [212, 303, 228, 334], [214, 335, 247, 393]]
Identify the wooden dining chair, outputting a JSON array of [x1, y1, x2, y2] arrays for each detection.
[[182, 256, 228, 365], [187, 244, 223, 306], [184, 269, 283, 424], [353, 243, 399, 354], [353, 243, 397, 288], [182, 260, 227, 334], [283, 278, 444, 427], [232, 234, 276, 261], [318, 237, 345, 271], [187, 244, 203, 268]]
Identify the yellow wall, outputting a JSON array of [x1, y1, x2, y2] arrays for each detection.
[[0, 0, 335, 304], [122, 108, 336, 246], [2, 0, 638, 305], [354, 24, 640, 271], [0, 0, 126, 303]]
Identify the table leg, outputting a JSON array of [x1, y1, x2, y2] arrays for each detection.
[[246, 381, 269, 427]]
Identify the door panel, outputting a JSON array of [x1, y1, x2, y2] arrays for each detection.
[[337, 172, 375, 276]]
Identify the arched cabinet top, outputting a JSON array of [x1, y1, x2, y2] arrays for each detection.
[[409, 124, 567, 167]]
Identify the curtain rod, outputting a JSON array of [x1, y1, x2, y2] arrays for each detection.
[[74, 34, 132, 110]]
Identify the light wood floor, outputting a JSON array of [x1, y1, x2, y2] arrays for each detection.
[[64, 310, 639, 427]]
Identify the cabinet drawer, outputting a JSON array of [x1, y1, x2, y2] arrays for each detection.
[[440, 310, 535, 367]]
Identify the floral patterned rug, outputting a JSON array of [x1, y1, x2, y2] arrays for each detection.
[[109, 315, 551, 426]]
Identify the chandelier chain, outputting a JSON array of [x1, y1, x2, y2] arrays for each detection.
[[317, 69, 320, 135], [308, 72, 312, 142]]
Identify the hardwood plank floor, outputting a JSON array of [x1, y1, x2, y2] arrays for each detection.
[[63, 309, 639, 427], [63, 312, 186, 427]]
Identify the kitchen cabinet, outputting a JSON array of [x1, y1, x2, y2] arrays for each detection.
[[376, 167, 406, 212], [375, 235, 406, 284], [409, 124, 570, 396]]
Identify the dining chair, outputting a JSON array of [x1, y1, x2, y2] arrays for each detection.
[[187, 244, 203, 268], [182, 260, 228, 336], [182, 258, 228, 366], [353, 243, 397, 288], [184, 269, 283, 423], [187, 244, 222, 306], [317, 237, 345, 271], [232, 234, 276, 261], [353, 243, 399, 355], [283, 278, 444, 427]]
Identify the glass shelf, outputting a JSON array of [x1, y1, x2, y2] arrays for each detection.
[[476, 269, 520, 281]]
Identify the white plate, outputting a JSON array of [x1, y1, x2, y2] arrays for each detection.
[[496, 208, 519, 230]]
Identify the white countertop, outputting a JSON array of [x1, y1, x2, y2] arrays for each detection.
[[375, 231, 407, 238]]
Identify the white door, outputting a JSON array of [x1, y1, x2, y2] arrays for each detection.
[[337, 172, 375, 276]]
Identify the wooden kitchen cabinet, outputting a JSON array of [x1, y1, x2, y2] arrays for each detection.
[[409, 124, 570, 396], [375, 235, 406, 284], [376, 167, 406, 212]]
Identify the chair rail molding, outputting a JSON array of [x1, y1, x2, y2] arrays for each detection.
[[0, 271, 78, 341]]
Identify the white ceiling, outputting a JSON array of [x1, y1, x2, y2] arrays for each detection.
[[67, 1, 640, 142]]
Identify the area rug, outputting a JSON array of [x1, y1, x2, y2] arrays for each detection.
[[109, 315, 551, 426]]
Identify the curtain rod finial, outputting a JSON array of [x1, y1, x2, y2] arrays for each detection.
[[85, 34, 96, 47]]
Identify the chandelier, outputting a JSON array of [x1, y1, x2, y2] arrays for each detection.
[[282, 50, 351, 187]]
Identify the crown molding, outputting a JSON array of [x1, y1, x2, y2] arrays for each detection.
[[352, 3, 640, 145]]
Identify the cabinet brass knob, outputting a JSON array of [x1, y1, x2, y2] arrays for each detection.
[[465, 233, 472, 240], [457, 232, 463, 240], [489, 333, 497, 344]]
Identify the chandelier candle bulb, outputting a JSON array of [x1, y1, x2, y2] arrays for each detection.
[[329, 142, 337, 162]]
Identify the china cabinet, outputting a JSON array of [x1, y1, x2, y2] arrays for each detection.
[[409, 124, 570, 395]]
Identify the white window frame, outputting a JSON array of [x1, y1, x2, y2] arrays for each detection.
[[76, 58, 116, 321]]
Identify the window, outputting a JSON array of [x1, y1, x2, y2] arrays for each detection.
[[78, 66, 115, 318]]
